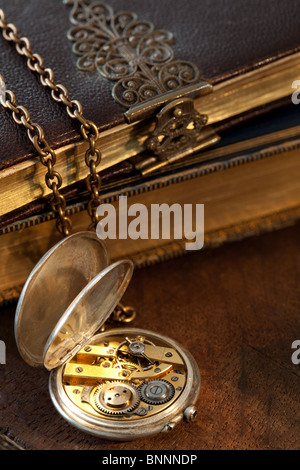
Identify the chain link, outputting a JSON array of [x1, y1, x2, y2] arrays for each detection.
[[0, 8, 102, 228], [0, 9, 136, 327], [1, 83, 72, 236]]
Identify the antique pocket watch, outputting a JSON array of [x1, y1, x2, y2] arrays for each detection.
[[15, 232, 201, 440], [1, 7, 201, 440]]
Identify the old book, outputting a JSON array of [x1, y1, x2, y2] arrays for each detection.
[[1, 99, 300, 226], [1, 104, 300, 304], [1, 0, 300, 218]]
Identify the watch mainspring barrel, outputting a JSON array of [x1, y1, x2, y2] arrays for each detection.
[[49, 328, 200, 440]]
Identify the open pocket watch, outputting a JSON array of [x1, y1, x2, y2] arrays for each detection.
[[14, 232, 200, 441]]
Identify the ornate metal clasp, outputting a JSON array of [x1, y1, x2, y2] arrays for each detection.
[[65, 0, 220, 173], [130, 95, 220, 175]]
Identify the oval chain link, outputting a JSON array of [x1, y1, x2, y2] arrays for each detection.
[[1, 86, 72, 236], [0, 9, 102, 229]]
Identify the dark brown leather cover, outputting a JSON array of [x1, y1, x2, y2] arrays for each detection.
[[1, 0, 300, 171]]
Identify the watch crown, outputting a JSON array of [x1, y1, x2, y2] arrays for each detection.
[[183, 405, 198, 423]]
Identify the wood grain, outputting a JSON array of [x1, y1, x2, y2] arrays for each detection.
[[0, 224, 299, 450]]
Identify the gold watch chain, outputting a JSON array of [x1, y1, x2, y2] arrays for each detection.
[[0, 74, 72, 236], [0, 9, 102, 229]]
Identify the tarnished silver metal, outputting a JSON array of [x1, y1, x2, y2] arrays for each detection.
[[43, 259, 133, 370], [14, 232, 110, 367], [15, 232, 201, 440], [183, 405, 198, 423], [49, 328, 201, 441]]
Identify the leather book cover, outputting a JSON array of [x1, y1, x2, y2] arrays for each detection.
[[0, 0, 300, 218]]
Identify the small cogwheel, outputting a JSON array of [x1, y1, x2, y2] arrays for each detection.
[[140, 379, 175, 405], [93, 381, 140, 416]]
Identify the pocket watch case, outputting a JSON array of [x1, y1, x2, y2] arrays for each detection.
[[14, 231, 200, 440]]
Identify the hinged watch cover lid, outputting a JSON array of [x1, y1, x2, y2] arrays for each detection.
[[15, 232, 134, 371]]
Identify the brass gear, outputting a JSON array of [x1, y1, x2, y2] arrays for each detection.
[[93, 381, 140, 416]]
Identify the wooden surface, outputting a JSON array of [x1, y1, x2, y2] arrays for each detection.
[[0, 224, 299, 450]]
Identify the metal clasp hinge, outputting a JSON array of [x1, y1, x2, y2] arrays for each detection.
[[125, 82, 220, 175]]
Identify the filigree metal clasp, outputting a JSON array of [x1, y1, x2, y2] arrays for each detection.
[[65, 0, 220, 173], [133, 97, 220, 175]]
